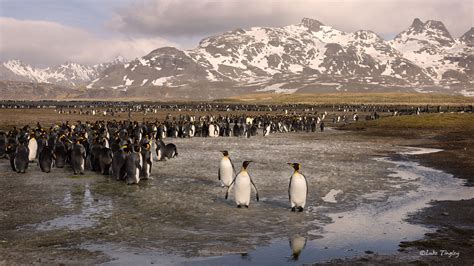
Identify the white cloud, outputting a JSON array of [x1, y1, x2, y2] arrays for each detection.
[[0, 17, 176, 66], [109, 0, 473, 39]]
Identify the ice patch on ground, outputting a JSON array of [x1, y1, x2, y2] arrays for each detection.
[[400, 147, 443, 155], [322, 189, 343, 203]]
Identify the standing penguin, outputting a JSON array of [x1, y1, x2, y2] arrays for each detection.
[[218, 150, 235, 187], [28, 132, 38, 162], [38, 145, 54, 173], [288, 163, 308, 212], [53, 139, 68, 168], [14, 143, 29, 173], [99, 146, 113, 175], [140, 143, 153, 179], [263, 123, 271, 137], [125, 146, 142, 185], [70, 141, 86, 175], [225, 161, 259, 208], [112, 145, 128, 181]]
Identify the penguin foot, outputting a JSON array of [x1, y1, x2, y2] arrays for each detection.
[[245, 205, 249, 208], [291, 207, 296, 212], [237, 205, 242, 208], [297, 207, 304, 212]]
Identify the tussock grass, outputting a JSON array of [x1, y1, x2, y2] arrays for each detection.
[[342, 113, 474, 131], [218, 93, 474, 105]]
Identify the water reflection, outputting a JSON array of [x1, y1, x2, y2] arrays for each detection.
[[24, 184, 113, 231], [289, 235, 307, 260]]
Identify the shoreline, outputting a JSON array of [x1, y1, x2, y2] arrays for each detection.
[[332, 124, 474, 264]]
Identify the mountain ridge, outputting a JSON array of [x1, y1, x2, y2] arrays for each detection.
[[1, 18, 473, 99]]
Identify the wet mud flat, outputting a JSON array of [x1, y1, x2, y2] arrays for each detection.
[[0, 129, 473, 265]]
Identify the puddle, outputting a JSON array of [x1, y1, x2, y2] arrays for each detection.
[[23, 184, 113, 231]]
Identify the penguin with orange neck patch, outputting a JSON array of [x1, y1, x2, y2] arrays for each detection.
[[288, 163, 308, 212], [225, 161, 259, 208]]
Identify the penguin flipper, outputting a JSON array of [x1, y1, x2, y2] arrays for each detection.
[[288, 174, 294, 202], [225, 177, 236, 199], [229, 158, 236, 175], [303, 173, 309, 198], [218, 169, 221, 180], [249, 173, 259, 202]]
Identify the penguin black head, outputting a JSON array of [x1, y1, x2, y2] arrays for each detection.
[[242, 160, 252, 169], [288, 163, 301, 172], [133, 145, 141, 153], [221, 150, 229, 156]]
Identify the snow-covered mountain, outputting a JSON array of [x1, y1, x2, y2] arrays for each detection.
[[390, 19, 472, 84], [1, 18, 472, 99], [85, 18, 472, 98], [0, 56, 126, 87]]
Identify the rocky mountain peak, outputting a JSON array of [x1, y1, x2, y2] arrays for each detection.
[[300, 17, 324, 31], [394, 18, 455, 47], [460, 27, 474, 46], [411, 18, 424, 31]]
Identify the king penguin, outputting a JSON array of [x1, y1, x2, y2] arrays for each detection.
[[126, 145, 142, 185], [71, 140, 86, 175], [28, 132, 38, 162], [225, 161, 259, 208], [38, 144, 54, 173], [218, 151, 235, 187], [14, 143, 29, 173], [288, 163, 308, 212]]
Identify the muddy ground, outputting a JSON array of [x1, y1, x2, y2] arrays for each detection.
[[334, 125, 474, 265]]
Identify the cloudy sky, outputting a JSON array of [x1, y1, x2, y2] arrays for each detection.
[[0, 0, 472, 66]]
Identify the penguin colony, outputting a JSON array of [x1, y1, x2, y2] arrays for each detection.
[[1, 113, 315, 210], [1, 120, 181, 185]]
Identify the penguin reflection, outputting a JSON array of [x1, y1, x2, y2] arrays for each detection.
[[289, 235, 307, 260]]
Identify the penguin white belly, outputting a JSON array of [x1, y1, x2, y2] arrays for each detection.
[[290, 174, 307, 207], [135, 154, 142, 182], [208, 125, 215, 137], [264, 125, 271, 136], [28, 139, 37, 161], [234, 173, 251, 206], [219, 159, 233, 187], [157, 149, 162, 160], [151, 141, 158, 161]]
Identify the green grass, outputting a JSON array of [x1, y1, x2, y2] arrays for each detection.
[[217, 92, 474, 105], [342, 113, 474, 131]]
